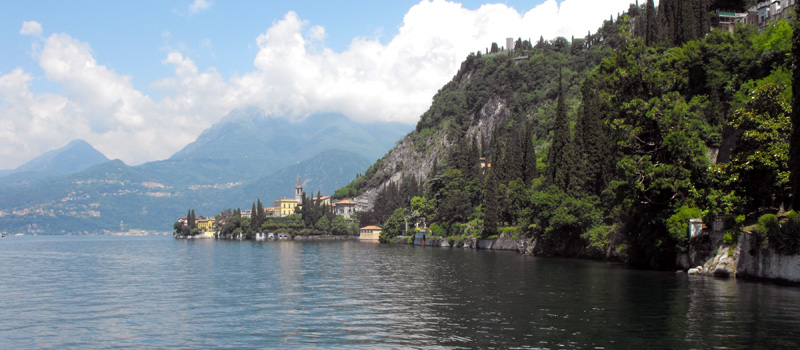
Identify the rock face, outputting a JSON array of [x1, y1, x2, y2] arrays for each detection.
[[354, 98, 512, 212]]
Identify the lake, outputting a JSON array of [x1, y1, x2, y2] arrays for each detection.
[[1, 235, 799, 349]]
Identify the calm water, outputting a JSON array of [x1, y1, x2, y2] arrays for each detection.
[[1, 236, 799, 349]]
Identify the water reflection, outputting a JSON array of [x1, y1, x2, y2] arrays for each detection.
[[1, 236, 799, 349]]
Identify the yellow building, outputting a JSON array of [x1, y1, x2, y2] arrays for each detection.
[[360, 226, 382, 241], [274, 198, 300, 217], [197, 218, 214, 231]]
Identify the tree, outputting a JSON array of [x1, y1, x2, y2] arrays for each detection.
[[645, 0, 658, 46], [725, 84, 791, 212], [331, 216, 349, 235], [577, 78, 611, 195], [483, 172, 499, 238], [316, 216, 331, 233], [546, 69, 580, 195], [791, 5, 800, 210], [382, 208, 407, 241]]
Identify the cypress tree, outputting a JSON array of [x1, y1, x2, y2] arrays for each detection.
[[546, 68, 572, 191], [250, 203, 258, 232], [483, 171, 499, 238], [578, 79, 609, 195], [645, 0, 657, 46], [791, 5, 800, 210], [523, 121, 538, 185], [189, 209, 196, 229]]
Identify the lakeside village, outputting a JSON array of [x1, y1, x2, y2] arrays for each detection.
[[174, 176, 384, 242]]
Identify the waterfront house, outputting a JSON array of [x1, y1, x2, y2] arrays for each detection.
[[360, 226, 382, 241], [197, 218, 214, 231]]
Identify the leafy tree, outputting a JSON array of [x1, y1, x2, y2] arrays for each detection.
[[316, 216, 331, 233], [381, 208, 407, 241], [724, 83, 791, 213], [331, 216, 349, 235]]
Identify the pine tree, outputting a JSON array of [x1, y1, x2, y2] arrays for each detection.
[[791, 5, 800, 210]]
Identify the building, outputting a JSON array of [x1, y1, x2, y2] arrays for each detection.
[[197, 218, 214, 231], [312, 195, 331, 206], [506, 37, 514, 54], [241, 209, 252, 219], [360, 226, 382, 241], [714, 10, 750, 33], [274, 198, 299, 217], [334, 200, 357, 218], [295, 175, 303, 203], [751, 0, 797, 29]]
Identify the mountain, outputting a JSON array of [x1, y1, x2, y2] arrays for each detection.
[[145, 108, 411, 185], [9, 139, 109, 176], [0, 109, 404, 234]]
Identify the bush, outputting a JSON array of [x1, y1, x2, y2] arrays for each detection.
[[666, 206, 703, 246], [754, 214, 780, 249], [776, 211, 800, 255], [723, 231, 738, 246], [583, 224, 614, 256]]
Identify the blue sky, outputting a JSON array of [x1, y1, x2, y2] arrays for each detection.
[[0, 0, 638, 168]]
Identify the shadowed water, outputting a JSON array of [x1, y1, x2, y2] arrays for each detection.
[[1, 235, 799, 349]]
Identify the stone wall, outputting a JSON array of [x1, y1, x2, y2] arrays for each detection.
[[682, 229, 800, 284]]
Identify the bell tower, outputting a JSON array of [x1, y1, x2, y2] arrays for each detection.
[[295, 175, 303, 203]]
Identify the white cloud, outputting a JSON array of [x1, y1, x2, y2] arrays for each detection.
[[188, 0, 212, 14], [19, 21, 42, 36], [3, 0, 635, 168]]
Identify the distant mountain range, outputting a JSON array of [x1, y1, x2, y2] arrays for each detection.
[[0, 140, 110, 188], [0, 109, 410, 234]]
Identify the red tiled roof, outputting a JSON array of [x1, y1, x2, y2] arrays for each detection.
[[360, 226, 382, 230], [336, 200, 356, 205]]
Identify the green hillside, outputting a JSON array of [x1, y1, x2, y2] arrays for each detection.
[[339, 2, 797, 268]]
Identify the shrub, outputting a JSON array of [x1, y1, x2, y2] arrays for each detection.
[[754, 214, 780, 249], [666, 206, 703, 248], [776, 211, 800, 255], [583, 224, 614, 256], [723, 231, 738, 246]]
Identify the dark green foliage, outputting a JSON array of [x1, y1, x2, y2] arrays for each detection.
[[331, 11, 796, 268], [791, 6, 800, 210], [381, 208, 407, 241], [724, 84, 791, 213], [482, 172, 499, 238], [645, 0, 658, 46]]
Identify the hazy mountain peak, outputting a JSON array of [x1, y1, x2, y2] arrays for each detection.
[[11, 139, 110, 176]]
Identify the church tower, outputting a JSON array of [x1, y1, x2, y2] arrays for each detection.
[[295, 175, 303, 203]]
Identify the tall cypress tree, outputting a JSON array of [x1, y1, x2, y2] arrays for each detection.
[[523, 121, 538, 185], [645, 0, 657, 46], [483, 171, 499, 238], [249, 203, 258, 232], [546, 68, 572, 191], [578, 79, 609, 195], [791, 5, 800, 210]]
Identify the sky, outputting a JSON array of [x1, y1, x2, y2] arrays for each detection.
[[0, 0, 641, 168]]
